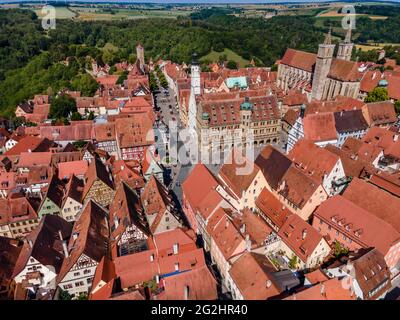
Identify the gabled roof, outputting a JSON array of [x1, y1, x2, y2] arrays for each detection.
[[62, 175, 84, 205], [280, 48, 316, 73], [303, 112, 337, 143], [207, 209, 245, 261], [328, 59, 361, 82], [13, 215, 72, 277], [342, 178, 400, 233], [58, 160, 89, 180], [109, 182, 150, 240], [350, 248, 391, 300], [57, 201, 109, 283], [288, 139, 341, 184], [141, 175, 173, 233], [362, 101, 397, 126], [156, 265, 217, 300], [182, 164, 219, 211], [4, 137, 53, 156], [314, 195, 400, 256], [0, 236, 22, 287], [218, 149, 259, 198], [278, 214, 324, 263], [229, 252, 280, 300], [334, 110, 369, 133], [83, 158, 114, 200], [278, 165, 321, 209], [256, 187, 292, 230], [41, 175, 65, 209], [255, 145, 292, 191], [284, 278, 355, 300]]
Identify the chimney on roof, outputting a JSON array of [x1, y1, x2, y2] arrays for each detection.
[[320, 283, 326, 297], [302, 229, 307, 240], [266, 280, 272, 288], [28, 149, 32, 153], [59, 230, 69, 258], [28, 239, 33, 248], [173, 243, 179, 255], [240, 223, 246, 234], [300, 104, 306, 118], [245, 234, 251, 252]]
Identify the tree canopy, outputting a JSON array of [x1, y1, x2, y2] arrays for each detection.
[[49, 94, 77, 119]]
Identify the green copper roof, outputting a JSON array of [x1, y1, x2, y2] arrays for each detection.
[[378, 79, 388, 87], [202, 112, 210, 120], [240, 98, 253, 111], [226, 76, 248, 89]]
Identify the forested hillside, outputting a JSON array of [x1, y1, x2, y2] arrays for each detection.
[[1, 6, 400, 117]]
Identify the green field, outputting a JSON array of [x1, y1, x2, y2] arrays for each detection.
[[34, 6, 76, 19], [27, 5, 193, 21], [201, 48, 251, 68]]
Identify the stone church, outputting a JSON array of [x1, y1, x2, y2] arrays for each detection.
[[277, 28, 362, 101]]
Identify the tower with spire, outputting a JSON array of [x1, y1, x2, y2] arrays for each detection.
[[311, 29, 335, 100], [188, 53, 201, 133], [136, 43, 145, 71], [337, 28, 354, 61]]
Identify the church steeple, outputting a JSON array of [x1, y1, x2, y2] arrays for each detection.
[[311, 29, 335, 100], [324, 27, 332, 45], [337, 27, 354, 61]]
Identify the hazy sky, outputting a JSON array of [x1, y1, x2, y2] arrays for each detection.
[[0, 0, 399, 3]]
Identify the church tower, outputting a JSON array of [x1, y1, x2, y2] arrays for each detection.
[[136, 43, 145, 70], [337, 28, 354, 61], [311, 29, 335, 101], [190, 53, 201, 95], [188, 53, 201, 133]]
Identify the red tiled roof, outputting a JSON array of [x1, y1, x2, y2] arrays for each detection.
[[219, 150, 259, 198], [156, 266, 217, 300], [182, 164, 219, 211], [278, 214, 324, 263], [229, 252, 280, 300], [58, 160, 88, 180], [278, 165, 321, 209], [255, 187, 292, 230], [328, 59, 361, 82], [288, 139, 340, 184], [17, 152, 53, 168], [303, 112, 337, 143], [315, 194, 400, 256], [4, 137, 52, 156], [362, 101, 397, 127], [57, 201, 109, 283], [115, 115, 154, 149], [280, 48, 316, 73], [342, 178, 400, 233], [284, 278, 355, 300]]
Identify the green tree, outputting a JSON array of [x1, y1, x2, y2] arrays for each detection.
[[59, 289, 72, 300], [116, 70, 128, 85], [333, 241, 349, 258], [364, 87, 390, 103], [87, 111, 95, 120], [70, 74, 99, 97], [109, 65, 117, 74], [76, 293, 88, 300], [49, 94, 77, 119], [395, 101, 400, 116], [288, 255, 298, 269], [71, 112, 82, 121], [226, 60, 237, 70]]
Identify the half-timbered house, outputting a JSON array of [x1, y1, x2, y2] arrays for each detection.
[[57, 200, 109, 298]]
